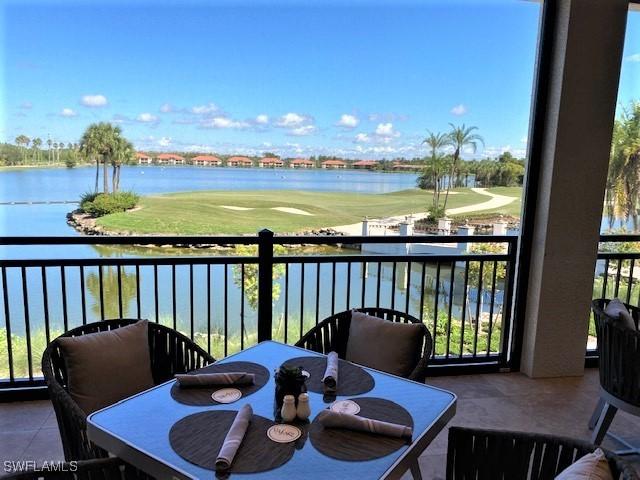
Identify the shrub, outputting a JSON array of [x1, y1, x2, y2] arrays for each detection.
[[80, 191, 139, 217]]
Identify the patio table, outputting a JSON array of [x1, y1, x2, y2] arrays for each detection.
[[87, 341, 456, 479]]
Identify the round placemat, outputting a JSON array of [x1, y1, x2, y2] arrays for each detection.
[[169, 410, 295, 473], [170, 361, 270, 406], [284, 356, 374, 397], [309, 397, 414, 461]]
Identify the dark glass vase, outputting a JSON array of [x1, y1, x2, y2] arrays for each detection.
[[274, 365, 307, 421]]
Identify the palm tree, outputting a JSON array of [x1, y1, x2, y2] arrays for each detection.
[[14, 135, 30, 164], [32, 137, 42, 163], [607, 101, 640, 230], [111, 136, 134, 192], [421, 131, 451, 214], [79, 122, 123, 194], [443, 124, 484, 211], [46, 138, 52, 164]]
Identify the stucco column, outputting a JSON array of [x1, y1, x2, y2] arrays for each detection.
[[520, 0, 628, 377]]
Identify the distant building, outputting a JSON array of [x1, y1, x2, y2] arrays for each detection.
[[136, 152, 153, 165], [227, 156, 253, 167], [259, 157, 284, 168], [321, 159, 347, 169], [291, 158, 315, 169], [157, 153, 185, 165], [352, 160, 377, 170], [392, 163, 422, 171], [192, 155, 222, 166]]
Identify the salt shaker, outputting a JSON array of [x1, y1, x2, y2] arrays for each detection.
[[296, 393, 311, 421], [281, 394, 297, 422]]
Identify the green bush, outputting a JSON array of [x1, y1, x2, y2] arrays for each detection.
[[80, 191, 139, 217]]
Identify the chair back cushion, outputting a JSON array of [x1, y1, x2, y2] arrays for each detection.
[[345, 311, 425, 377], [56, 320, 155, 414], [603, 298, 636, 331], [555, 448, 614, 480]]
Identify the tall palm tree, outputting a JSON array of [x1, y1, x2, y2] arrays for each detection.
[[111, 136, 134, 192], [443, 124, 484, 211], [421, 131, 451, 213], [14, 135, 30, 164], [32, 137, 42, 163], [79, 122, 123, 194], [46, 138, 52, 164]]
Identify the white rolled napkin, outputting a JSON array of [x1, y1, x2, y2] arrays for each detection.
[[322, 351, 339, 395], [174, 372, 255, 388], [215, 404, 253, 472], [317, 409, 412, 440]]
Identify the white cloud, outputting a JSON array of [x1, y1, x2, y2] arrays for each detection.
[[60, 108, 77, 117], [288, 125, 317, 136], [160, 103, 174, 113], [450, 104, 467, 116], [375, 123, 399, 138], [625, 53, 640, 63], [137, 112, 159, 123], [336, 114, 359, 128], [191, 103, 218, 115], [255, 114, 269, 125], [354, 133, 371, 143], [81, 94, 108, 107], [201, 116, 249, 129], [158, 137, 172, 147], [276, 112, 310, 128], [19, 101, 32, 110]]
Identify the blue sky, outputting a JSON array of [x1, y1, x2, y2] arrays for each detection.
[[1, 1, 638, 159]]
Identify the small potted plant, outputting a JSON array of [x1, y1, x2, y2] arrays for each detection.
[[274, 364, 307, 420]]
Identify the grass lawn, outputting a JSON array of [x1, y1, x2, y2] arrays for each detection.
[[97, 188, 513, 235]]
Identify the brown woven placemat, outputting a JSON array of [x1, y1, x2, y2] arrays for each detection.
[[169, 410, 295, 473], [309, 397, 414, 461], [170, 361, 270, 406], [284, 356, 374, 397]]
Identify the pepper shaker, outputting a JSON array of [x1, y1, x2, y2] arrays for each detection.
[[281, 394, 297, 423], [296, 393, 311, 421]]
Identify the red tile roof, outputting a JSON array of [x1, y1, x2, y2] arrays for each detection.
[[322, 159, 347, 165], [157, 153, 185, 160], [136, 152, 151, 158], [291, 158, 314, 164], [353, 160, 377, 166], [193, 155, 221, 162], [228, 156, 253, 164]]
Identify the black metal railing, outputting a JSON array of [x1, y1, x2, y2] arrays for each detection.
[[590, 234, 640, 356], [0, 232, 518, 390]]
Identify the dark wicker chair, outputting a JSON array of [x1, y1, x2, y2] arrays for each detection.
[[2, 458, 148, 480], [446, 427, 639, 480], [294, 308, 433, 383], [42, 319, 215, 461], [589, 299, 640, 454]]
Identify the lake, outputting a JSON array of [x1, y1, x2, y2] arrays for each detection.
[[0, 166, 505, 377]]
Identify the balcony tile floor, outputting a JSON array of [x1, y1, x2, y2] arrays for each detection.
[[1, 369, 639, 479]]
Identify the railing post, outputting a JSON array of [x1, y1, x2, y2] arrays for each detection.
[[257, 229, 274, 341]]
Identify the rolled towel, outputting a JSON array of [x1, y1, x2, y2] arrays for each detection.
[[316, 409, 412, 440], [322, 351, 339, 395], [174, 372, 255, 388], [215, 404, 253, 472]]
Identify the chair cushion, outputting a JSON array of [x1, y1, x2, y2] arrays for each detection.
[[604, 298, 636, 330], [56, 320, 155, 414], [345, 311, 425, 377], [554, 448, 613, 480]]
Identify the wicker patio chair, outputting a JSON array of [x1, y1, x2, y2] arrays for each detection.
[[2, 458, 147, 480], [42, 319, 215, 461], [589, 299, 640, 454], [446, 426, 639, 480], [294, 307, 433, 383]]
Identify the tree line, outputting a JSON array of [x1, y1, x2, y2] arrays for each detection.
[[3, 137, 83, 167]]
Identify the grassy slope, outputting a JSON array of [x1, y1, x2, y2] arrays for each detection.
[[97, 188, 498, 235]]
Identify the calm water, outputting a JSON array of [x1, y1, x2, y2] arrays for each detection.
[[1, 166, 506, 372]]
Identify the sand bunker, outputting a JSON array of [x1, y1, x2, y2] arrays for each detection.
[[220, 205, 254, 211], [271, 207, 314, 216]]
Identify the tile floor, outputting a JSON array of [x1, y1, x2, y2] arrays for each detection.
[[1, 369, 639, 479]]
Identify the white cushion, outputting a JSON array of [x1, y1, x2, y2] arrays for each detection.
[[604, 298, 636, 330], [555, 448, 614, 480]]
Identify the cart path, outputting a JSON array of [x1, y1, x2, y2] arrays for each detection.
[[331, 188, 518, 235]]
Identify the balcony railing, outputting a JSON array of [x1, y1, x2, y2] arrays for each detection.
[[0, 232, 518, 392], [590, 234, 640, 357]]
